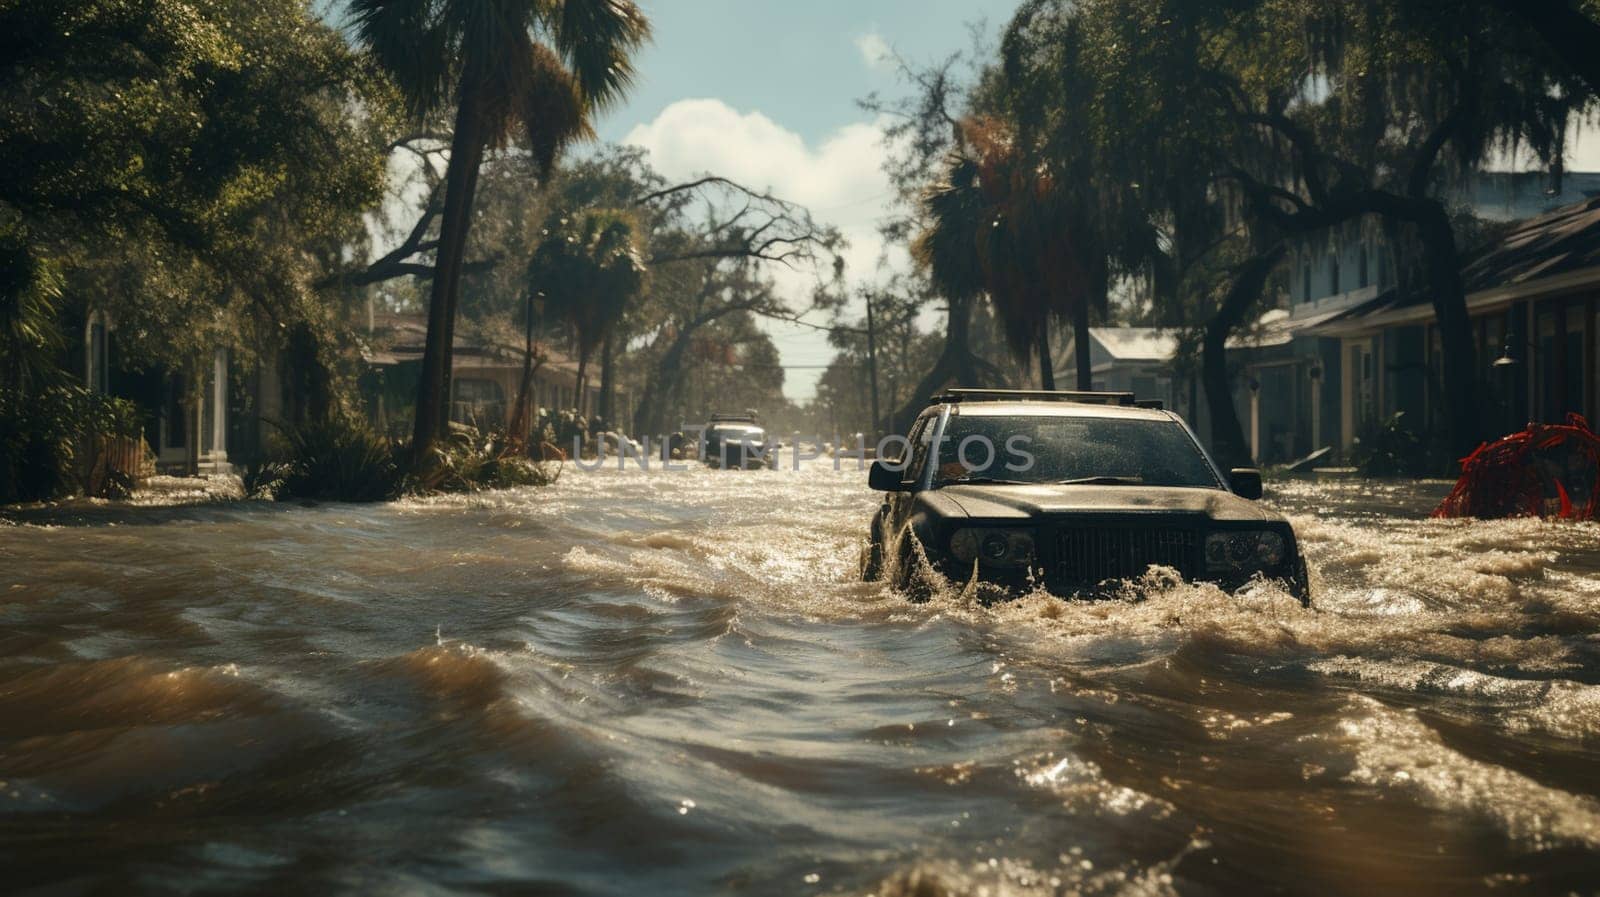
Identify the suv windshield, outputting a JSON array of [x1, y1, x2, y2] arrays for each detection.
[[933, 414, 1221, 488], [706, 425, 764, 445]]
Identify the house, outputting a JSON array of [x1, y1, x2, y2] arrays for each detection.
[[1243, 170, 1600, 461], [70, 303, 632, 479], [360, 312, 632, 437], [1057, 327, 1183, 406], [79, 309, 275, 475], [1308, 195, 1600, 442], [1067, 180, 1600, 468]]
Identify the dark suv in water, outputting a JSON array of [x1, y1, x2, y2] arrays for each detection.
[[860, 389, 1310, 603]]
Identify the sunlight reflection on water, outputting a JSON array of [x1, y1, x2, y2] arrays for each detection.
[[1, 467, 1597, 895]]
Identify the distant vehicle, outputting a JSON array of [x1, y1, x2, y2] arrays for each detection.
[[702, 413, 776, 470], [860, 389, 1310, 603]]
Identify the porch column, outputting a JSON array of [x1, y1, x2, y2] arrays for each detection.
[[1310, 370, 1323, 449], [209, 347, 228, 465], [1249, 377, 1261, 462], [1340, 340, 1357, 453]]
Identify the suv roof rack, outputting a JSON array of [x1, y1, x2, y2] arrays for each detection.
[[930, 388, 1147, 407], [709, 410, 759, 423]]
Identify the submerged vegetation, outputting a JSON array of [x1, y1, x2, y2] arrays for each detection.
[[245, 417, 558, 504], [1350, 412, 1448, 480]]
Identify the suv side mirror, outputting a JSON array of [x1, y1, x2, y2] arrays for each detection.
[[868, 458, 911, 492], [1230, 468, 1263, 500]]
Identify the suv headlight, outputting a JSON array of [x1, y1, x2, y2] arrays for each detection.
[[949, 528, 1035, 568], [1205, 530, 1286, 572]]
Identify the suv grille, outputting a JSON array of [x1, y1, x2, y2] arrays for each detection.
[[1053, 526, 1198, 586]]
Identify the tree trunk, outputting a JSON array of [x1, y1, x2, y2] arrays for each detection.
[[888, 293, 1001, 428], [573, 350, 588, 417], [410, 89, 487, 466], [286, 322, 332, 425], [597, 333, 616, 427], [1415, 203, 1479, 457], [1073, 298, 1092, 390], [1038, 325, 1056, 390], [1354, 188, 1481, 456], [634, 327, 696, 437], [508, 293, 540, 441], [1204, 247, 1284, 471], [633, 302, 782, 437], [186, 375, 201, 478]]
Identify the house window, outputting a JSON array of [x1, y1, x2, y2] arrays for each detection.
[[1328, 252, 1340, 295], [451, 378, 506, 428], [1358, 245, 1369, 289]]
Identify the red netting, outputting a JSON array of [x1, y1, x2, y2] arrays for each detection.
[[1433, 414, 1600, 520]]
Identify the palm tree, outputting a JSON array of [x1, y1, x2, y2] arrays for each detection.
[[529, 209, 646, 419], [893, 154, 1003, 429], [350, 0, 649, 465], [915, 117, 1095, 391]]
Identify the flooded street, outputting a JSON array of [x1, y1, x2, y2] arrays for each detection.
[[3, 467, 1599, 896]]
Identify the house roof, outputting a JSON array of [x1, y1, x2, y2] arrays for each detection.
[[1460, 195, 1600, 292], [1308, 195, 1600, 336], [1057, 314, 1310, 374], [364, 312, 582, 376], [1088, 327, 1180, 361]]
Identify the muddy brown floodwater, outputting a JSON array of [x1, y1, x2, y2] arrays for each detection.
[[2, 466, 1599, 896]]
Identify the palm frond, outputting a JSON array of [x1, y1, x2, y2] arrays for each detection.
[[912, 154, 988, 302], [529, 208, 645, 361], [546, 0, 651, 111], [348, 0, 454, 117], [517, 42, 593, 176]]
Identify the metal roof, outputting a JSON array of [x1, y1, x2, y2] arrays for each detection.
[[1088, 327, 1179, 361], [1305, 195, 1600, 337]]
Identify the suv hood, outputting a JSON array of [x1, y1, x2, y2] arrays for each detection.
[[935, 484, 1280, 523]]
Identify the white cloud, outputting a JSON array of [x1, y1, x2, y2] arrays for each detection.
[[622, 99, 888, 224], [622, 99, 907, 400], [855, 31, 893, 70]]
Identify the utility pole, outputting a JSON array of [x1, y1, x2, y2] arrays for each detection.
[[865, 290, 880, 439]]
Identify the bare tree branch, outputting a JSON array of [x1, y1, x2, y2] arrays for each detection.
[[316, 182, 446, 290]]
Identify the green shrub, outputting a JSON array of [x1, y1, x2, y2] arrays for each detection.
[[266, 419, 556, 503], [273, 416, 403, 502], [1350, 411, 1441, 478], [407, 426, 558, 495], [0, 384, 146, 503], [240, 459, 289, 500]]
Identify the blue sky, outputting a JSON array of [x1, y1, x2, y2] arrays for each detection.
[[597, 1, 1001, 147], [592, 1, 1009, 401]]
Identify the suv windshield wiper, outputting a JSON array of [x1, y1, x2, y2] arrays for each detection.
[[1055, 476, 1146, 486], [942, 476, 1033, 486]]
